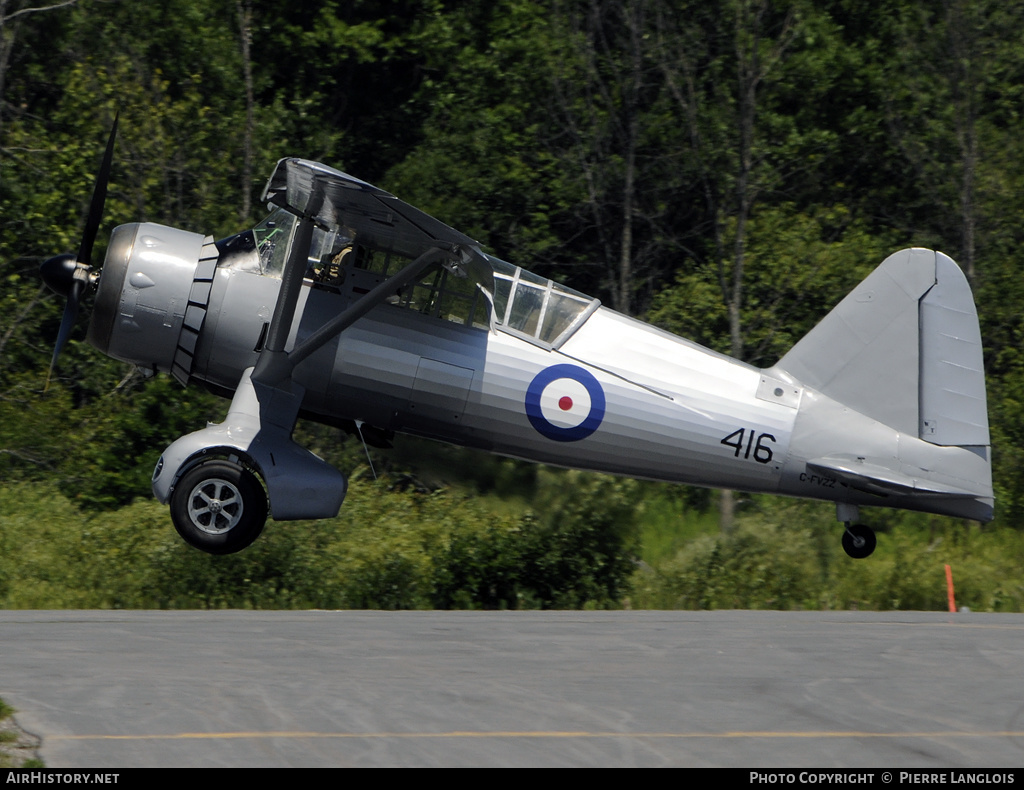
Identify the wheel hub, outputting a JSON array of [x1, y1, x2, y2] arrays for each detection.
[[187, 478, 244, 535]]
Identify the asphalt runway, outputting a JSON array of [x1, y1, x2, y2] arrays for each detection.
[[2, 610, 1024, 768]]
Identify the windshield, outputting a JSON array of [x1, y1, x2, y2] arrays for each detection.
[[253, 208, 348, 277], [253, 208, 295, 275]]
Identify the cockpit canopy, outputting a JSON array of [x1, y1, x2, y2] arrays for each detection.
[[245, 207, 599, 349]]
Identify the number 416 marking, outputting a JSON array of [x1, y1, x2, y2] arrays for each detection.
[[721, 428, 776, 464]]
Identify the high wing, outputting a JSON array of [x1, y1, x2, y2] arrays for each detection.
[[261, 158, 493, 292]]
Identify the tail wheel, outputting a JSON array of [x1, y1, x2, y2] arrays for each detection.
[[842, 523, 876, 559], [170, 460, 267, 555]]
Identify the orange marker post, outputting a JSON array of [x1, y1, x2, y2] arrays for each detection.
[[945, 564, 956, 613]]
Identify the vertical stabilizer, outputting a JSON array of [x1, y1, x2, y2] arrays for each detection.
[[776, 248, 989, 448]]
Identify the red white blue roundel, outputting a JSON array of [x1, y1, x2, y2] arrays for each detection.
[[525, 364, 606, 442]]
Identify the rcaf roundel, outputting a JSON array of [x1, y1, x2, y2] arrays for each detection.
[[525, 364, 606, 442]]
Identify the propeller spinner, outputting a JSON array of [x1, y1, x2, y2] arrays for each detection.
[[40, 114, 118, 382]]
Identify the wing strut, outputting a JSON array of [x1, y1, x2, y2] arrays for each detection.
[[286, 247, 447, 371], [250, 207, 450, 387]]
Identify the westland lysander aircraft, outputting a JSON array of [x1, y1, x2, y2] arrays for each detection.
[[42, 124, 993, 557]]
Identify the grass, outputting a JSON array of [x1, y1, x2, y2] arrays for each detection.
[[637, 495, 720, 566], [0, 698, 43, 768]]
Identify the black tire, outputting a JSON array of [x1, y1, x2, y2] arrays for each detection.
[[170, 460, 267, 555], [842, 523, 876, 559]]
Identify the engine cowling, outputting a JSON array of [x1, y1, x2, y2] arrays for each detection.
[[87, 222, 218, 384]]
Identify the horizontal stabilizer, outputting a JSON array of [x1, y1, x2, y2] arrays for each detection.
[[807, 455, 982, 499]]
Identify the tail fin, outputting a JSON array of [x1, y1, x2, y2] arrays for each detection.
[[777, 248, 989, 448]]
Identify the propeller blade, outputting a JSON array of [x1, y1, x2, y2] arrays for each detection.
[[76, 113, 118, 270], [44, 114, 118, 389], [48, 280, 83, 375]]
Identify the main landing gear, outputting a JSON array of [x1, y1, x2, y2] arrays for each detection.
[[837, 503, 876, 559], [170, 459, 268, 555]]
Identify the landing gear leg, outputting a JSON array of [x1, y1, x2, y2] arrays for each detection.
[[836, 503, 876, 559]]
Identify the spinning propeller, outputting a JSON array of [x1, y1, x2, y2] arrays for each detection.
[[39, 115, 118, 384]]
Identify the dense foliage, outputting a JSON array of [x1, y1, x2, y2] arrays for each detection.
[[0, 467, 641, 609], [2, 0, 1023, 610]]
